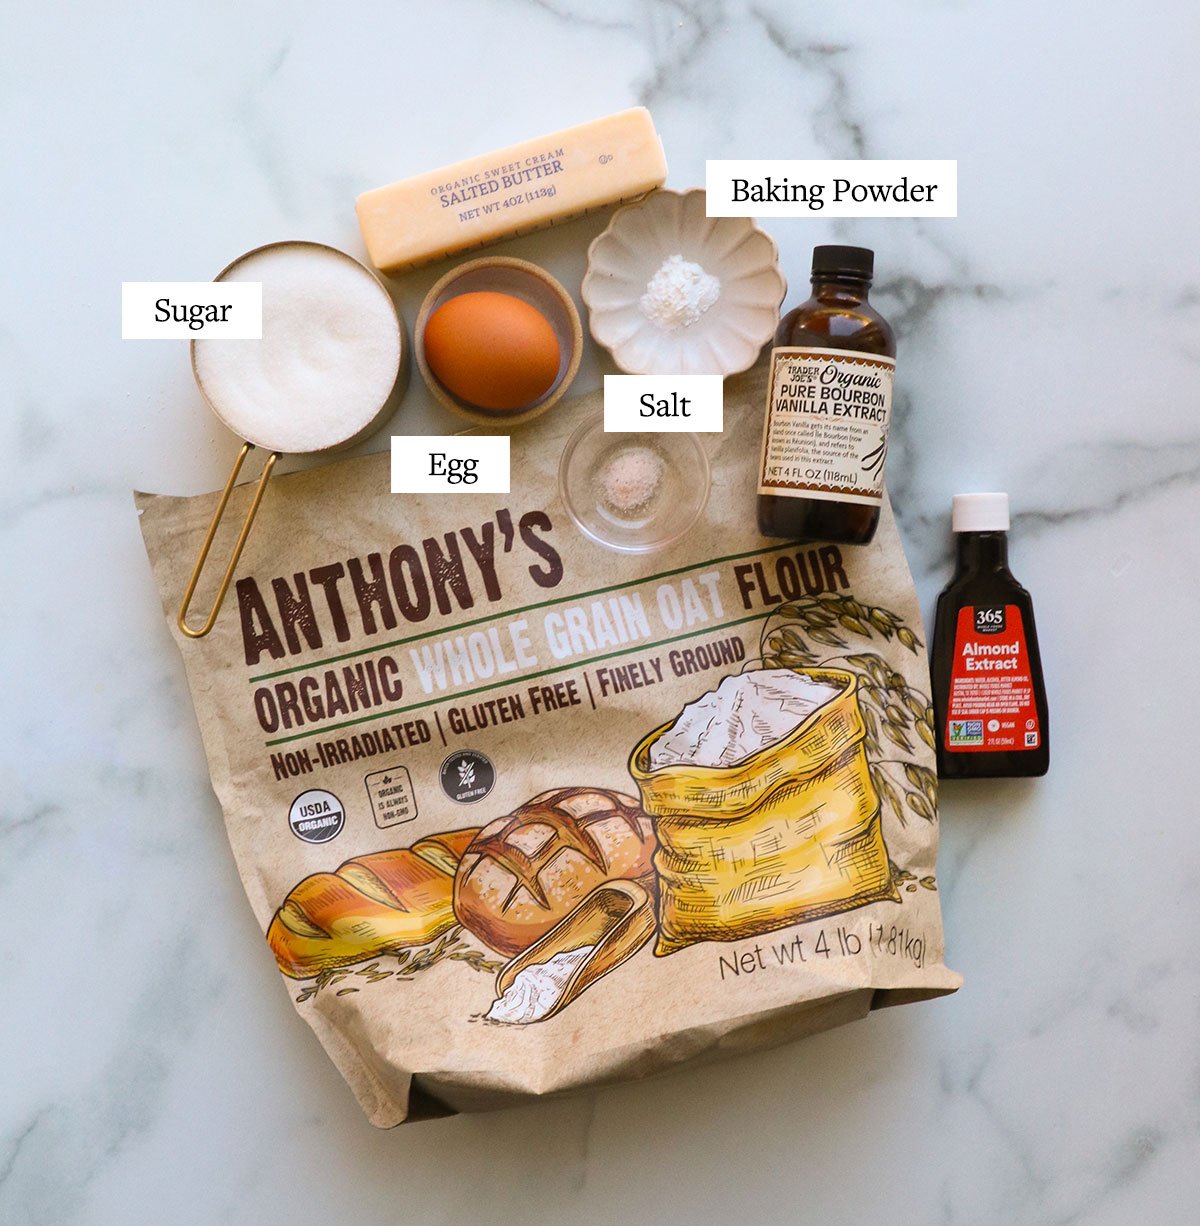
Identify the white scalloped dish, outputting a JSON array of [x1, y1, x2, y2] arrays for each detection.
[[582, 189, 786, 376]]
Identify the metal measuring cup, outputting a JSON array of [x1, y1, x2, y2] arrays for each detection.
[[179, 240, 404, 638]]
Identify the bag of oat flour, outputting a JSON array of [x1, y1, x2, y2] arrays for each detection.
[[136, 363, 960, 1127]]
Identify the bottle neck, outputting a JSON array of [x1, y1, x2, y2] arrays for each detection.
[[955, 531, 1009, 574], [810, 274, 871, 305]]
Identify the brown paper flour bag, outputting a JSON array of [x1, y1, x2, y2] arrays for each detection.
[[136, 363, 960, 1127]]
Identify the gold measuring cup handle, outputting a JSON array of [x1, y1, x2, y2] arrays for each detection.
[[177, 442, 279, 639]]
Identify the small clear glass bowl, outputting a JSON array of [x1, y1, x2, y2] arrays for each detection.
[[558, 415, 711, 553]]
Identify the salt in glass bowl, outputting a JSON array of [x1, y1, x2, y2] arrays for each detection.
[[581, 188, 786, 376], [558, 415, 711, 553]]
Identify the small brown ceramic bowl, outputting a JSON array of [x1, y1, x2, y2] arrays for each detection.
[[414, 256, 583, 428]]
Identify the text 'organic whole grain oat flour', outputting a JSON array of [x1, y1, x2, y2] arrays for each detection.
[[136, 362, 959, 1127]]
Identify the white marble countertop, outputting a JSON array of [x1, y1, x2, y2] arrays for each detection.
[[4, 2, 1199, 1223]]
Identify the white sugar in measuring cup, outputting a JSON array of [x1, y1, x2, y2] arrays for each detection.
[[180, 240, 404, 638]]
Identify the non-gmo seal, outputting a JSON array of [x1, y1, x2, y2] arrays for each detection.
[[288, 788, 345, 844], [439, 750, 495, 804]]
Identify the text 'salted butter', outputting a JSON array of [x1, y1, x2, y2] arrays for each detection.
[[357, 109, 668, 273]]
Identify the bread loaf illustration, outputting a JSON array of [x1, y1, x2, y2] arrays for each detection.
[[453, 787, 656, 957], [268, 828, 478, 979]]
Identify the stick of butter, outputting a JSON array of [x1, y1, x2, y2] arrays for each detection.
[[356, 108, 668, 274]]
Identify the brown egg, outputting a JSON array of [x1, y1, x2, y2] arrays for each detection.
[[423, 291, 561, 411]]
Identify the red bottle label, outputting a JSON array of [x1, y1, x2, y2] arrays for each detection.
[[945, 605, 1041, 753]]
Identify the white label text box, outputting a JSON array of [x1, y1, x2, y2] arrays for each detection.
[[706, 160, 957, 217], [604, 375, 724, 432], [391, 436, 510, 493], [121, 281, 262, 339]]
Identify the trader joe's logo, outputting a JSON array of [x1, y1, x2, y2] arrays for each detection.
[[439, 750, 495, 804]]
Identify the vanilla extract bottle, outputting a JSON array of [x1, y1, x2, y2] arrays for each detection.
[[757, 245, 896, 545]]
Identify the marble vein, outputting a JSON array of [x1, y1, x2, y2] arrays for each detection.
[[231, 40, 300, 221], [0, 1112, 49, 1196], [750, 6, 868, 158], [636, 0, 725, 106], [0, 934, 225, 1225], [0, 482, 129, 531], [520, 0, 635, 33]]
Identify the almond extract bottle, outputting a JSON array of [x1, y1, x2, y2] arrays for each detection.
[[757, 245, 896, 544], [932, 493, 1049, 778]]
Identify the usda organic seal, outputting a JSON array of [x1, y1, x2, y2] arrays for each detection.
[[288, 789, 345, 844]]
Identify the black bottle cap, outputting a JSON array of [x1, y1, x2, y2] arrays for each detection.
[[811, 244, 874, 280]]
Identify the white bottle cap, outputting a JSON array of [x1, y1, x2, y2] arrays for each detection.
[[952, 492, 1010, 533]]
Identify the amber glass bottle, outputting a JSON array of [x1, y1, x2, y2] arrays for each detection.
[[757, 245, 896, 544], [932, 494, 1049, 778]]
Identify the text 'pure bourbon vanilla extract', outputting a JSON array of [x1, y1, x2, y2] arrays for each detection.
[[757, 245, 896, 545], [932, 493, 1049, 779]]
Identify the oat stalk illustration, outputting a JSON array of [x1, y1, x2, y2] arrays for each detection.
[[295, 926, 503, 1003], [758, 593, 937, 828]]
